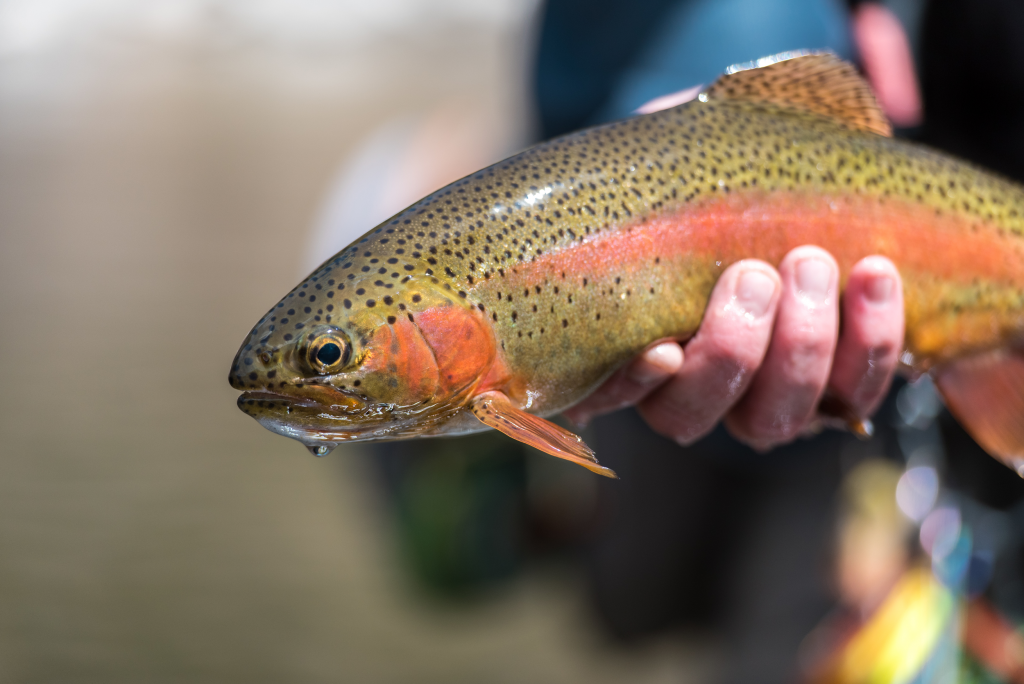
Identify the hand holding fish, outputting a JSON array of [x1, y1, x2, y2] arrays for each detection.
[[564, 247, 905, 451]]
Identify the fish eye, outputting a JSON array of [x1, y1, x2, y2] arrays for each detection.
[[305, 329, 351, 374], [317, 343, 342, 365]]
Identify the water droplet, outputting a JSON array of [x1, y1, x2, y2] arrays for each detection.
[[306, 444, 336, 457]]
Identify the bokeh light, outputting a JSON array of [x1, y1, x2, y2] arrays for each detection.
[[919, 507, 961, 562], [895, 466, 938, 522]]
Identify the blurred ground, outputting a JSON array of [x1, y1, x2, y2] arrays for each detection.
[[0, 2, 717, 682]]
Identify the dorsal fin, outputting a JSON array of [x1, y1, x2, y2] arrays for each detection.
[[703, 51, 892, 137]]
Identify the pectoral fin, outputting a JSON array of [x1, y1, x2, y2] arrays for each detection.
[[469, 391, 618, 479], [933, 348, 1024, 477]]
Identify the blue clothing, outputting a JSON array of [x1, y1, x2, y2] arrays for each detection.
[[597, 0, 853, 121], [534, 0, 853, 136]]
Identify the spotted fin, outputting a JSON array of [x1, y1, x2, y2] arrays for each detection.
[[469, 391, 618, 479], [703, 51, 892, 137], [933, 348, 1024, 477]]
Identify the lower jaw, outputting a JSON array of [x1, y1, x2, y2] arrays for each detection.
[[254, 411, 399, 445], [241, 394, 456, 444]]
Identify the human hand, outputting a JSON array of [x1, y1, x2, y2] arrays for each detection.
[[853, 2, 922, 128], [564, 246, 905, 450]]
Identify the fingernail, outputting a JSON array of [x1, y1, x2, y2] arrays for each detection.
[[796, 258, 832, 304], [628, 343, 682, 383], [734, 270, 775, 318], [864, 275, 894, 303]]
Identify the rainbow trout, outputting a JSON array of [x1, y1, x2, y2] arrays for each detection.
[[229, 52, 1024, 478]]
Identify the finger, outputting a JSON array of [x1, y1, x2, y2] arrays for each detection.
[[725, 246, 840, 448], [853, 3, 922, 127], [564, 341, 683, 426], [827, 256, 904, 418], [637, 260, 781, 444]]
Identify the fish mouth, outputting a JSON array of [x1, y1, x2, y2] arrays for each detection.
[[237, 389, 363, 413], [236, 389, 400, 444]]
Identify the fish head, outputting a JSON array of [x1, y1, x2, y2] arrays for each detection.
[[229, 272, 497, 451]]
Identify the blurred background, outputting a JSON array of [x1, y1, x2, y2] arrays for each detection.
[[2, 0, 1024, 682]]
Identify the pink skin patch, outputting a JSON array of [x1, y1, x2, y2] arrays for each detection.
[[483, 190, 1024, 296], [635, 84, 704, 115], [853, 3, 922, 127]]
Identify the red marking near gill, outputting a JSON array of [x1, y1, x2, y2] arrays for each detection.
[[414, 303, 511, 399], [361, 315, 439, 402], [472, 190, 1024, 290]]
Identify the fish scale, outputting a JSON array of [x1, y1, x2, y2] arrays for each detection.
[[230, 52, 1024, 478]]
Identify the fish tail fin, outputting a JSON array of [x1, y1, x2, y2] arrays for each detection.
[[933, 348, 1024, 476]]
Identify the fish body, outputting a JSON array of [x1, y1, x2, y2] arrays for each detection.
[[229, 53, 1024, 476]]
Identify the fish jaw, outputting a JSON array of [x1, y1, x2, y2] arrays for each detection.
[[231, 274, 510, 451], [236, 388, 459, 449]]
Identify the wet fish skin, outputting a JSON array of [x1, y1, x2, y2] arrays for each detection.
[[229, 53, 1024, 472]]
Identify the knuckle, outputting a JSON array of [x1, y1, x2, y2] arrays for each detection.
[[724, 417, 778, 451], [638, 402, 682, 439], [784, 328, 836, 359], [671, 425, 711, 446], [702, 341, 763, 376], [862, 341, 898, 362], [640, 395, 714, 445]]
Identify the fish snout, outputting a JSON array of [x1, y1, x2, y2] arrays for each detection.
[[229, 341, 285, 391], [228, 365, 246, 390]]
